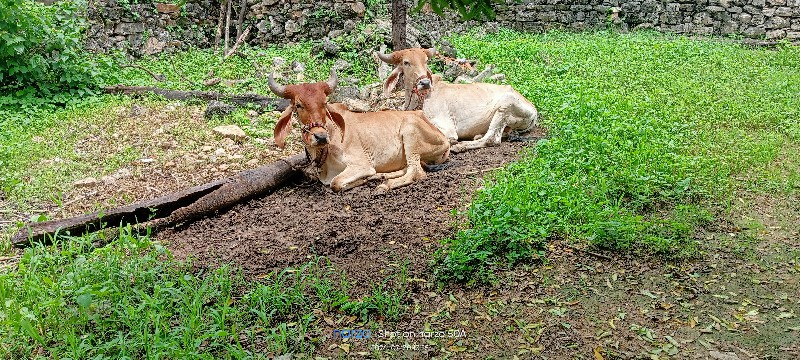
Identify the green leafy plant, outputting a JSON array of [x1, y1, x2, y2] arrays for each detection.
[[0, 0, 115, 120]]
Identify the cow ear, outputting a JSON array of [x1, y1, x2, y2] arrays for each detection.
[[326, 104, 346, 141], [273, 105, 294, 149], [431, 74, 442, 84], [383, 66, 402, 97]]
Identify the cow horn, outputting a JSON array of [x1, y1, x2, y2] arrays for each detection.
[[376, 50, 396, 64], [268, 72, 286, 98], [325, 68, 338, 93], [425, 47, 438, 59]]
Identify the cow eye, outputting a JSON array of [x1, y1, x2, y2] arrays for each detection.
[[403, 60, 410, 66], [296, 103, 303, 109]]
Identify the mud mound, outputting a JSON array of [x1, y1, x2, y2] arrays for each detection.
[[159, 142, 528, 293]]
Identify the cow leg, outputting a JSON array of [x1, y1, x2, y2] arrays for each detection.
[[367, 169, 407, 181], [429, 116, 458, 144], [330, 166, 377, 192], [377, 152, 425, 191], [451, 107, 508, 153]]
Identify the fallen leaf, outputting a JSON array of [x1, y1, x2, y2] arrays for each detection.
[[640, 289, 658, 299], [593, 346, 605, 360]]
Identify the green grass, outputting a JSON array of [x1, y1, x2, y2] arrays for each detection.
[[435, 30, 800, 284], [0, 228, 407, 358]]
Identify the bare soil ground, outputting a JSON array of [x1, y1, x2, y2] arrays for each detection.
[[158, 141, 528, 295]]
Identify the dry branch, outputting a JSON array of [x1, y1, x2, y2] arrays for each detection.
[[224, 26, 251, 60], [12, 153, 308, 247], [120, 64, 166, 82], [103, 85, 290, 110]]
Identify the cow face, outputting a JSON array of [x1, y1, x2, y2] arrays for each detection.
[[268, 69, 346, 149], [377, 48, 437, 97]]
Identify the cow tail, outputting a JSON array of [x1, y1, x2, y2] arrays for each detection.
[[422, 160, 458, 172]]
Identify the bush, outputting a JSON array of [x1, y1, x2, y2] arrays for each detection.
[[0, 0, 108, 108]]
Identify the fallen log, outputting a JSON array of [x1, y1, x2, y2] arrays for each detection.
[[103, 85, 291, 110], [12, 153, 308, 247]]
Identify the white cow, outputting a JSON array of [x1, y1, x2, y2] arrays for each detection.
[[377, 48, 539, 153]]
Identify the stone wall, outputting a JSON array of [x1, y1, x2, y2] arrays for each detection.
[[486, 0, 800, 40], [84, 0, 799, 56], [85, 0, 367, 56]]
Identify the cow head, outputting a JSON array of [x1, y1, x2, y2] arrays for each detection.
[[377, 47, 437, 98], [268, 68, 346, 149]]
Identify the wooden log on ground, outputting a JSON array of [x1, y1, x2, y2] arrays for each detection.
[[103, 85, 291, 110], [11, 153, 307, 247]]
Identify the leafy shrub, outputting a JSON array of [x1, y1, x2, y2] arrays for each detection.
[[0, 0, 109, 111]]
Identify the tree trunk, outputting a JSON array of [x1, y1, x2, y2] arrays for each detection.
[[102, 85, 290, 110], [12, 154, 308, 247], [391, 0, 407, 50]]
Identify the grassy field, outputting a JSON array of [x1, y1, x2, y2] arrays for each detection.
[[435, 30, 800, 284], [1, 30, 799, 358]]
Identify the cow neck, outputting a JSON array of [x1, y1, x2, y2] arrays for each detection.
[[305, 146, 328, 168], [409, 86, 432, 111]]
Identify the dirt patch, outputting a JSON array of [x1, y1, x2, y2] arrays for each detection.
[[158, 141, 528, 294]]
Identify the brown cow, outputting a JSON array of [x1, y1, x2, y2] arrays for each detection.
[[269, 69, 451, 192], [377, 48, 539, 153]]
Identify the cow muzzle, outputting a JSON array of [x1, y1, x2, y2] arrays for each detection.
[[417, 77, 431, 90], [301, 122, 329, 147]]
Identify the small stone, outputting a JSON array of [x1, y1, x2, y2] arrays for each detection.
[[333, 59, 352, 72], [113, 168, 132, 179], [228, 154, 245, 160], [218, 164, 229, 171], [204, 101, 237, 119], [322, 38, 340, 56], [220, 137, 236, 147], [291, 61, 305, 74], [128, 104, 146, 117], [203, 78, 221, 87], [101, 176, 116, 185], [140, 158, 155, 163], [489, 74, 506, 82], [285, 19, 299, 34], [201, 145, 214, 152], [246, 159, 259, 166], [164, 161, 176, 168], [247, 110, 259, 118], [254, 138, 273, 146], [213, 125, 247, 142], [272, 57, 286, 69], [155, 3, 180, 14], [74, 177, 99, 188], [214, 148, 226, 156], [709, 351, 740, 360], [351, 1, 366, 16]]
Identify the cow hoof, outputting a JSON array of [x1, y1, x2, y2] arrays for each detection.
[[375, 183, 390, 194]]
